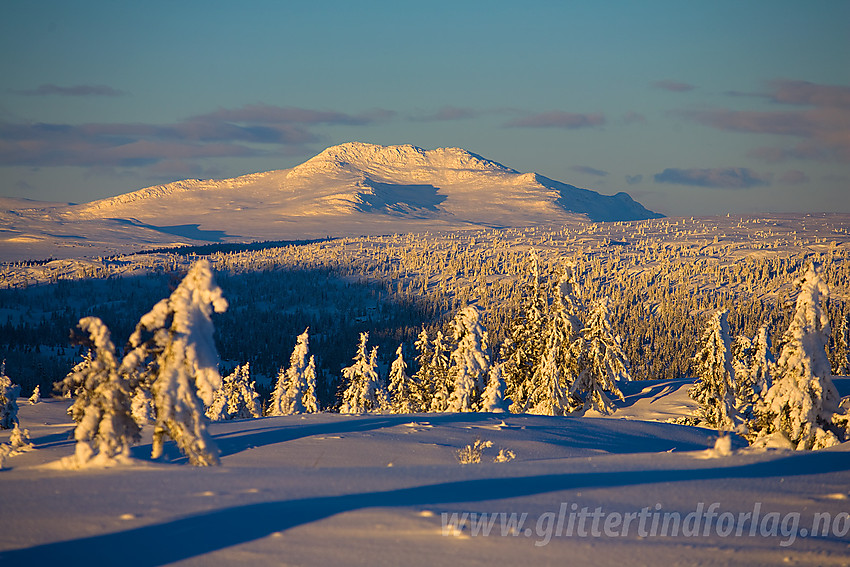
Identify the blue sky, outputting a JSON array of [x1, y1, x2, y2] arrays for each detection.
[[1, 0, 848, 216]]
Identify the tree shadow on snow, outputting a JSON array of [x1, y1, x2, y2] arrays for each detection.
[[5, 448, 849, 565]]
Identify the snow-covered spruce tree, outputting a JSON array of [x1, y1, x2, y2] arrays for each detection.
[[569, 298, 628, 415], [689, 310, 738, 430], [410, 328, 432, 412], [731, 334, 755, 419], [388, 344, 417, 414], [502, 250, 548, 413], [526, 268, 583, 416], [734, 326, 774, 422], [303, 355, 320, 413], [28, 385, 41, 405], [0, 361, 20, 430], [481, 361, 508, 413], [58, 317, 140, 466], [447, 306, 492, 412], [750, 325, 775, 398], [427, 331, 452, 412], [268, 328, 311, 416], [750, 264, 849, 449], [206, 363, 262, 421], [121, 260, 228, 466], [340, 333, 388, 414], [833, 313, 850, 376]]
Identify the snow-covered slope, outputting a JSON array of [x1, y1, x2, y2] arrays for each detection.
[[3, 399, 850, 566], [0, 143, 660, 261]]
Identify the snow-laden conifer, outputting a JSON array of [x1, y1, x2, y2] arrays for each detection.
[[388, 344, 417, 414], [526, 268, 582, 415], [303, 355, 320, 413], [28, 385, 41, 405], [268, 328, 311, 416], [206, 363, 262, 421], [834, 313, 850, 376], [481, 362, 508, 413], [502, 250, 548, 413], [8, 422, 33, 453], [59, 317, 140, 466], [447, 306, 491, 412], [569, 298, 628, 414], [122, 260, 227, 466], [750, 326, 775, 398], [731, 334, 755, 419], [340, 333, 388, 413], [752, 264, 849, 449], [0, 361, 20, 430], [734, 326, 774, 422], [410, 328, 436, 412], [427, 331, 452, 412], [689, 310, 737, 430]]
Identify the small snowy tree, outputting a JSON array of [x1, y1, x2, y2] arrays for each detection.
[[0, 361, 20, 430], [340, 333, 388, 414], [59, 317, 140, 466], [28, 385, 41, 405], [410, 328, 432, 411], [481, 362, 508, 413], [427, 331, 452, 412], [122, 260, 228, 466], [388, 344, 417, 414], [206, 363, 262, 421], [750, 325, 775, 398], [303, 355, 320, 413], [447, 306, 492, 412], [570, 298, 628, 414], [268, 328, 311, 416], [8, 423, 33, 453], [689, 310, 738, 430], [751, 264, 849, 449]]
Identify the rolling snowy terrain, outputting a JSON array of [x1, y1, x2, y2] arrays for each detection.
[[1, 213, 849, 565], [3, 385, 850, 566], [0, 142, 659, 262], [1, 144, 849, 565]]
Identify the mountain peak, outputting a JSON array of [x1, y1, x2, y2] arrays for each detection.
[[288, 142, 517, 179]]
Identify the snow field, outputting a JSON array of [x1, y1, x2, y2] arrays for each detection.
[[3, 399, 850, 566]]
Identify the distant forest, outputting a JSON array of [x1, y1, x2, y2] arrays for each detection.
[[2, 218, 849, 405]]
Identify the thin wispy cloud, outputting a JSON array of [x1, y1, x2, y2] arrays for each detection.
[[625, 174, 643, 185], [682, 79, 850, 163], [505, 111, 605, 129], [411, 106, 478, 122], [9, 84, 126, 97], [654, 167, 769, 189], [570, 165, 608, 177], [779, 170, 809, 185], [189, 104, 393, 126], [653, 80, 695, 92], [0, 104, 395, 169]]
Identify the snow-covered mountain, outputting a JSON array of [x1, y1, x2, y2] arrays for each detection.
[[0, 143, 661, 261]]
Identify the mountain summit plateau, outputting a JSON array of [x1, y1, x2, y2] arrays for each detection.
[[0, 142, 661, 261]]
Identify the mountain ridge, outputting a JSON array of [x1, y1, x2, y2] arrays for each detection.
[[0, 142, 662, 261]]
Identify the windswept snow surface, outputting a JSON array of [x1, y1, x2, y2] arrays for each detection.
[[3, 396, 850, 566], [0, 142, 660, 261]]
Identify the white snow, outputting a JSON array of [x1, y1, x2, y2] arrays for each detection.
[[0, 142, 659, 262], [2, 395, 850, 565]]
